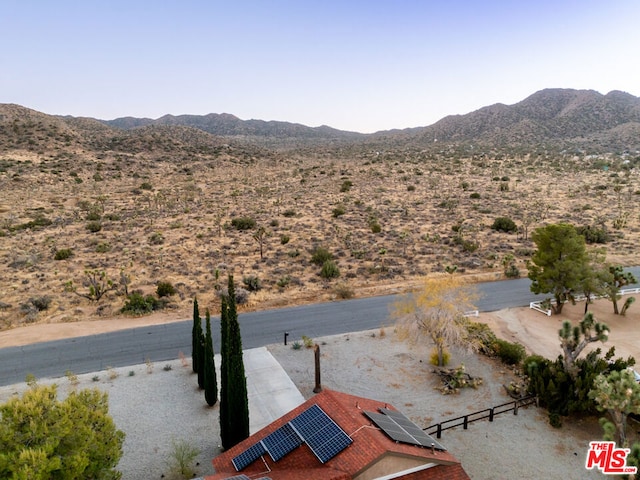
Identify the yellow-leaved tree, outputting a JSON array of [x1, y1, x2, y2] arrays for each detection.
[[393, 275, 479, 366]]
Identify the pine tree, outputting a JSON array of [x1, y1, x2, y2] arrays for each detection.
[[220, 274, 249, 450], [191, 298, 201, 374], [203, 309, 218, 406]]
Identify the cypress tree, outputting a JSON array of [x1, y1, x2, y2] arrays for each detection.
[[197, 334, 205, 389], [225, 274, 250, 448], [203, 309, 218, 406], [191, 298, 201, 374], [219, 292, 231, 449]]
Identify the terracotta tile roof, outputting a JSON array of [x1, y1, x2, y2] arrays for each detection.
[[207, 389, 470, 480]]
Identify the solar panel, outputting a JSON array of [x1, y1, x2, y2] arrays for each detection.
[[223, 475, 251, 480], [364, 408, 447, 451], [363, 411, 417, 445], [261, 423, 303, 461], [290, 404, 353, 463], [378, 408, 446, 450], [231, 442, 267, 471]]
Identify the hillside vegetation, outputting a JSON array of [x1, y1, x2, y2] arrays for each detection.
[[1, 90, 639, 329]]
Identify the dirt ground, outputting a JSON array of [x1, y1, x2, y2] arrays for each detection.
[[480, 297, 640, 362]]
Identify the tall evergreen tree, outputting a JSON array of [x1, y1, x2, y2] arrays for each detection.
[[191, 298, 201, 374], [222, 274, 250, 448], [219, 292, 230, 449], [203, 309, 218, 406], [197, 335, 205, 389]]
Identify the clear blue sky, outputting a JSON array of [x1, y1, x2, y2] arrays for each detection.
[[2, 1, 638, 133]]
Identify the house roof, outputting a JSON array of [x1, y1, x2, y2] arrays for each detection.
[[207, 389, 470, 480]]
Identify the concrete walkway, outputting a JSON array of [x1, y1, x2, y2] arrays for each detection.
[[243, 347, 305, 434]]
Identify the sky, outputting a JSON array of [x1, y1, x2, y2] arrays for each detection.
[[1, 1, 639, 133]]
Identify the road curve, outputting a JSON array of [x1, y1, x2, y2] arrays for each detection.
[[1, 268, 638, 386]]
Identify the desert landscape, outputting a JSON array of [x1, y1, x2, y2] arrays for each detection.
[[1, 99, 640, 335], [3, 2, 640, 477], [1, 91, 640, 478]]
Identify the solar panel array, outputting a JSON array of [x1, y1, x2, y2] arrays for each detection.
[[231, 403, 352, 471], [290, 404, 353, 463], [261, 423, 303, 461], [231, 442, 266, 471], [364, 408, 446, 451]]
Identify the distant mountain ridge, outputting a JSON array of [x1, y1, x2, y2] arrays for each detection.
[[407, 89, 640, 150], [103, 112, 365, 141], [1, 88, 639, 154], [98, 88, 640, 152]]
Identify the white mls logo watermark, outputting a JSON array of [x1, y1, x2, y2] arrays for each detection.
[[585, 441, 638, 475]]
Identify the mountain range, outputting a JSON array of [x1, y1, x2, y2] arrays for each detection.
[[1, 88, 639, 155]]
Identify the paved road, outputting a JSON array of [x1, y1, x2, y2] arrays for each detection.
[[1, 269, 638, 386]]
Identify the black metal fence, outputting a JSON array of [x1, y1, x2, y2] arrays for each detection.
[[423, 395, 537, 439]]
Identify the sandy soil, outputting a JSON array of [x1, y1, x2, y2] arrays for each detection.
[[480, 298, 640, 361]]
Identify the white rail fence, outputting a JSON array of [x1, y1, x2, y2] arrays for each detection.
[[530, 288, 640, 316]]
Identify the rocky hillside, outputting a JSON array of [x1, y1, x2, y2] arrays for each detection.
[[403, 89, 640, 152], [0, 104, 280, 162], [2, 88, 639, 155]]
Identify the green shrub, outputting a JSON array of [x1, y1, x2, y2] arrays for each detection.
[[370, 222, 381, 233], [523, 348, 634, 418], [85, 221, 102, 233], [280, 234, 290, 245], [504, 264, 520, 278], [121, 292, 162, 315], [95, 242, 111, 253], [156, 281, 176, 297], [340, 180, 353, 192], [282, 209, 296, 218], [149, 232, 164, 245], [242, 275, 262, 292], [54, 248, 73, 260], [320, 260, 340, 279], [231, 217, 256, 230], [302, 335, 314, 348], [494, 339, 526, 365], [491, 217, 517, 233], [311, 247, 333, 266], [332, 205, 346, 218], [140, 182, 153, 190], [407, 185, 416, 192], [499, 182, 509, 192], [576, 225, 610, 244], [277, 275, 291, 289], [270, 219, 279, 227], [86, 211, 101, 221], [548, 412, 562, 428], [470, 192, 481, 199]]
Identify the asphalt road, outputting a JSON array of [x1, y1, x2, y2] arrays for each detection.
[[1, 269, 638, 387]]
